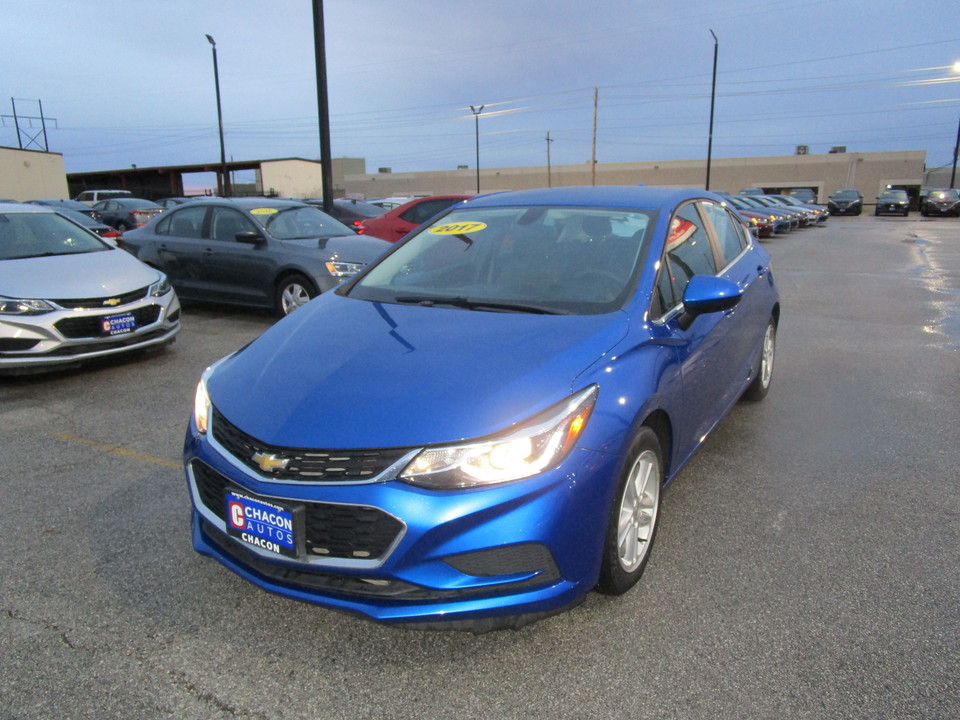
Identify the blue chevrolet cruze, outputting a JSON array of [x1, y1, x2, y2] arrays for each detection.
[[186, 186, 780, 631]]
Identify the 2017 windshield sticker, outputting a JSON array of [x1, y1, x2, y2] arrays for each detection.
[[250, 208, 279, 215], [428, 221, 487, 235]]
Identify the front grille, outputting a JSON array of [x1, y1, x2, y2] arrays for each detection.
[[54, 305, 162, 339], [202, 519, 560, 602], [192, 460, 404, 560], [211, 406, 415, 482], [46, 327, 174, 356], [54, 286, 149, 309], [0, 338, 40, 352]]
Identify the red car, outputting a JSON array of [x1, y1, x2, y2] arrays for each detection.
[[357, 195, 470, 242]]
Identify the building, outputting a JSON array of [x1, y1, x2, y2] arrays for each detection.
[[343, 150, 928, 206], [0, 145, 934, 207], [0, 147, 69, 200]]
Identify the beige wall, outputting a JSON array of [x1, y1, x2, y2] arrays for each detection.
[[343, 150, 927, 204], [255, 158, 368, 198], [0, 147, 70, 200], [258, 159, 325, 198]]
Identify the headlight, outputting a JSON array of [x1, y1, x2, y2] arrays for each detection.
[[325, 261, 364, 277], [193, 374, 212, 434], [149, 274, 172, 297], [400, 386, 597, 490], [0, 297, 54, 315]]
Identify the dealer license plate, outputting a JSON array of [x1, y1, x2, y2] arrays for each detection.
[[101, 313, 136, 336], [225, 489, 301, 558]]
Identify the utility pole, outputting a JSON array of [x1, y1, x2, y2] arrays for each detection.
[[591, 89, 598, 186], [546, 131, 554, 187], [312, 0, 334, 214]]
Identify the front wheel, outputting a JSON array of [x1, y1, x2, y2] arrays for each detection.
[[596, 427, 663, 596], [275, 273, 316, 316], [742, 317, 776, 402]]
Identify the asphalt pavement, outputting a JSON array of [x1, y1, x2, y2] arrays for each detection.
[[1, 215, 958, 719]]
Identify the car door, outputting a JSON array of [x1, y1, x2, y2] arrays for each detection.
[[199, 206, 276, 306], [699, 200, 771, 410], [651, 201, 744, 454], [149, 205, 211, 298]]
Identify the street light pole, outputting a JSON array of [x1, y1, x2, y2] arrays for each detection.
[[950, 60, 960, 189], [470, 105, 484, 194], [546, 130, 553, 187], [205, 34, 230, 197], [706, 29, 718, 191]]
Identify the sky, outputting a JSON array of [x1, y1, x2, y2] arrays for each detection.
[[2, 0, 958, 188]]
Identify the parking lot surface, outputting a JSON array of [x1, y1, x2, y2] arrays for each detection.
[[2, 216, 958, 719]]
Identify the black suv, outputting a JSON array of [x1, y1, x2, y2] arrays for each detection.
[[828, 189, 863, 216], [875, 190, 909, 217], [919, 189, 960, 217]]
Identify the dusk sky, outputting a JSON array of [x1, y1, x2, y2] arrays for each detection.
[[3, 1, 958, 187]]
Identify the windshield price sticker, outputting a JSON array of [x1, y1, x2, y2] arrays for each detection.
[[101, 313, 136, 336], [250, 208, 279, 215], [428, 221, 487, 235], [225, 490, 301, 558]]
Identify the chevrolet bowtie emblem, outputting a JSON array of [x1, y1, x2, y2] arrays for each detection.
[[252, 452, 289, 473], [103, 298, 121, 307]]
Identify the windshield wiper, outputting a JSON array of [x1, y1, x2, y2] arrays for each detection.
[[394, 294, 569, 314]]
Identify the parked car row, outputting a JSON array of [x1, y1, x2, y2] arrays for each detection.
[[724, 192, 828, 237]]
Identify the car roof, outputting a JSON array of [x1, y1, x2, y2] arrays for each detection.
[[0, 202, 51, 214], [463, 185, 723, 212]]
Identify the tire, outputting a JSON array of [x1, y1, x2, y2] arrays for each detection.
[[596, 427, 663, 596], [742, 317, 776, 402], [275, 273, 316, 316]]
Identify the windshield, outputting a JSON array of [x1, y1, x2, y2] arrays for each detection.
[[346, 205, 656, 315], [258, 206, 355, 239], [0, 212, 109, 260], [929, 190, 959, 200], [833, 191, 860, 200], [879, 191, 907, 200]]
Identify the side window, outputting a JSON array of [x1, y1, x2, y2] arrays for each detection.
[[701, 201, 748, 268], [159, 205, 206, 238], [209, 207, 256, 241], [401, 198, 457, 225], [654, 203, 718, 315]]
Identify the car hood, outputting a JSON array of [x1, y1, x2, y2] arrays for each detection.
[[0, 248, 160, 299], [207, 292, 629, 449], [283, 234, 391, 261]]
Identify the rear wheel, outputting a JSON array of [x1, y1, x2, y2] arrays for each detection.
[[596, 427, 663, 596], [275, 273, 316, 316], [742, 317, 776, 402]]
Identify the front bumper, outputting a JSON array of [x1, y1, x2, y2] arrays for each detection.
[[185, 415, 621, 629], [875, 203, 908, 215], [921, 202, 959, 216], [0, 289, 180, 374]]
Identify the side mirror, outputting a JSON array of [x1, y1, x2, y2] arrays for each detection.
[[235, 231, 265, 246], [678, 275, 742, 330]]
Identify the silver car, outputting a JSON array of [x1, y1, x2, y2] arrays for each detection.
[[0, 203, 181, 375]]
